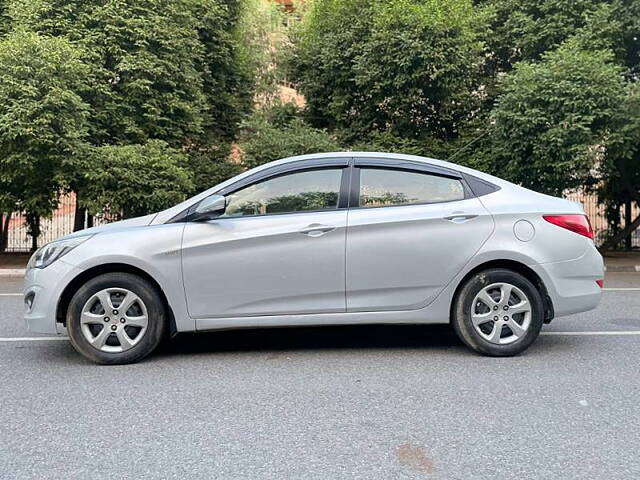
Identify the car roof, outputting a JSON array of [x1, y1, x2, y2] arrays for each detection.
[[275, 151, 504, 183]]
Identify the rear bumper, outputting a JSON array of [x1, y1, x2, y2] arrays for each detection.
[[23, 260, 81, 335], [531, 244, 603, 318]]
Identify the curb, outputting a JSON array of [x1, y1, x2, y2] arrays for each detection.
[[605, 265, 640, 273], [0, 269, 26, 277]]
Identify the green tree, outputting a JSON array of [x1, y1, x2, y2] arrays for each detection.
[[241, 114, 340, 170], [187, 143, 244, 195], [7, 0, 253, 230], [597, 82, 640, 250], [0, 0, 9, 37], [616, 0, 640, 75], [81, 141, 194, 219], [489, 39, 628, 196], [353, 0, 480, 140], [0, 31, 89, 250], [291, 0, 370, 134], [477, 0, 625, 72], [191, 0, 254, 142], [235, 0, 290, 107], [11, 0, 250, 146], [293, 0, 480, 142]]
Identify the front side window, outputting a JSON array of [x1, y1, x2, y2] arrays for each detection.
[[359, 168, 465, 208], [224, 168, 343, 217]]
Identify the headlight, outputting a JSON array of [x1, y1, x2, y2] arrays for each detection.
[[26, 235, 93, 270]]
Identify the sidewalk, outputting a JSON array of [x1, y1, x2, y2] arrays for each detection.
[[603, 251, 640, 272], [2, 251, 639, 276], [0, 254, 30, 276]]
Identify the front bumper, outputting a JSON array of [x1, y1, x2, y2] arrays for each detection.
[[23, 259, 82, 335], [531, 244, 604, 318]]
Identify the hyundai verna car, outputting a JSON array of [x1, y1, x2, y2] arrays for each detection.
[[24, 153, 604, 364]]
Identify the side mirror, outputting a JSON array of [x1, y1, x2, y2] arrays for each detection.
[[193, 195, 226, 220]]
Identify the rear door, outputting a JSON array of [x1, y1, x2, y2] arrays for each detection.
[[346, 158, 494, 312]]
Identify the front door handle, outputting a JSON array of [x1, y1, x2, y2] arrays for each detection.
[[443, 213, 478, 224], [299, 224, 336, 237]]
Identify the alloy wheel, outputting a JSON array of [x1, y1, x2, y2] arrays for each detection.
[[79, 288, 149, 353], [470, 282, 532, 345]]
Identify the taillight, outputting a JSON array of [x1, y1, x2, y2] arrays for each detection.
[[543, 214, 593, 239], [596, 279, 604, 288]]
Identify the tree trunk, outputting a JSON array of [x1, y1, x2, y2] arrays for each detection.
[[73, 197, 86, 232], [599, 212, 640, 253], [625, 200, 632, 251], [87, 214, 94, 228], [1, 213, 11, 252], [0, 214, 5, 252], [26, 214, 41, 252]]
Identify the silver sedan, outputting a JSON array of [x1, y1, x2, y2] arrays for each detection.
[[24, 153, 604, 364]]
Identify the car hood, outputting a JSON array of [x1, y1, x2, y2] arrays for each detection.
[[63, 213, 158, 240]]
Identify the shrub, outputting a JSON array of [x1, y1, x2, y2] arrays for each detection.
[[489, 39, 628, 195], [241, 115, 341, 169], [81, 140, 194, 219]]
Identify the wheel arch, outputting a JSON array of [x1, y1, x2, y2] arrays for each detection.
[[450, 259, 554, 323], [56, 263, 177, 336]]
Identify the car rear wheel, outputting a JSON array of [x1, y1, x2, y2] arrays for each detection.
[[452, 268, 544, 356], [67, 272, 166, 364]]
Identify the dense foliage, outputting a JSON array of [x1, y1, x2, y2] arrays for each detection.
[[82, 141, 194, 219], [241, 115, 340, 170], [287, 0, 640, 249], [293, 0, 480, 142], [0, 31, 90, 244], [10, 0, 251, 145], [478, 1, 616, 70], [0, 0, 252, 247], [489, 39, 628, 196], [0, 0, 639, 250]]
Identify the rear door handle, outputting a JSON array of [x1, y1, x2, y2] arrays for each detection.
[[299, 224, 336, 237], [443, 213, 478, 224]]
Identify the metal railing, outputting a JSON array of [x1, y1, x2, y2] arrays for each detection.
[[565, 192, 639, 249], [2, 194, 108, 253]]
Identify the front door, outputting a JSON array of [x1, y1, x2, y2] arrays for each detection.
[[182, 167, 348, 319], [346, 164, 494, 311]]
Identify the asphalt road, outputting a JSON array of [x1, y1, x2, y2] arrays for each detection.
[[1, 273, 639, 479]]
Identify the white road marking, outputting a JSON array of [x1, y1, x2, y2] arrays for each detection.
[[0, 337, 68, 342], [0, 293, 22, 296], [542, 331, 640, 336]]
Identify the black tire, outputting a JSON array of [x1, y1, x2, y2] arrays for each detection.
[[451, 268, 544, 357], [66, 272, 167, 365]]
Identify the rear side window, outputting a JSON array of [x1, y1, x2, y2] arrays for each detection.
[[358, 168, 465, 208]]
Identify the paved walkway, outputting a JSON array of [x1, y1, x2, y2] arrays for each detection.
[[603, 251, 640, 272], [0, 254, 29, 268], [0, 254, 29, 276]]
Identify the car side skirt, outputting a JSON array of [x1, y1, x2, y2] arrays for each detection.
[[195, 309, 445, 332]]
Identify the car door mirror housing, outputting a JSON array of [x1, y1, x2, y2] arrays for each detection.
[[193, 195, 226, 220]]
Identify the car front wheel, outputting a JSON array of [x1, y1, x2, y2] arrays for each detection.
[[66, 272, 167, 364], [452, 268, 545, 356]]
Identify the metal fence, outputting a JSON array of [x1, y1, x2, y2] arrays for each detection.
[[2, 191, 638, 252], [565, 192, 640, 248], [2, 194, 108, 253]]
